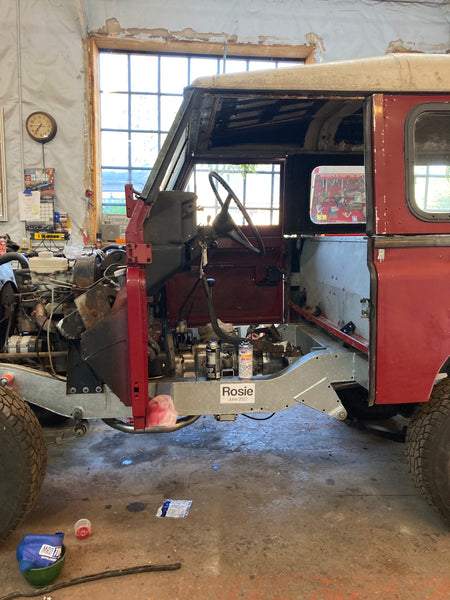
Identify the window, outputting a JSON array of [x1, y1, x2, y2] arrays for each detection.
[[406, 104, 450, 221], [186, 163, 280, 226], [99, 51, 302, 216], [310, 166, 366, 225]]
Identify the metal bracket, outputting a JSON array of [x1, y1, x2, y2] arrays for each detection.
[[126, 243, 152, 265], [125, 183, 147, 217]]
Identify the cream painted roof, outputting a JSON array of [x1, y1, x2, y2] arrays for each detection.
[[191, 54, 450, 93]]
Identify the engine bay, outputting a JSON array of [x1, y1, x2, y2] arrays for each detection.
[[0, 244, 304, 395]]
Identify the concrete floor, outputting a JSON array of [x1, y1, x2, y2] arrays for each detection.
[[1, 405, 449, 600]]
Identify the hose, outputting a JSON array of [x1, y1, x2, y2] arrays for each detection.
[[0, 252, 29, 269], [103, 414, 200, 434], [101, 244, 125, 252], [0, 562, 181, 600]]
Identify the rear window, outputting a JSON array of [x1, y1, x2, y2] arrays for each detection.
[[405, 104, 450, 221], [310, 166, 366, 225]]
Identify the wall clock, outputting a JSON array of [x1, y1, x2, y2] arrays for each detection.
[[25, 111, 57, 144]]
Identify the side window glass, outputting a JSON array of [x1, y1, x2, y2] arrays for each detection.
[[406, 105, 450, 221], [310, 166, 366, 225]]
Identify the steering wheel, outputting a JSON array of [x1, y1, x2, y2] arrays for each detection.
[[208, 171, 265, 256]]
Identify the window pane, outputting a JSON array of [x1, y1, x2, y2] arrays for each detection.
[[412, 110, 450, 215], [276, 60, 300, 69], [424, 175, 450, 211], [415, 169, 450, 212], [215, 170, 245, 199], [189, 57, 219, 82], [131, 132, 159, 167], [272, 174, 280, 208], [248, 60, 274, 71], [160, 56, 188, 93], [102, 198, 127, 215], [221, 59, 247, 74], [101, 93, 128, 130], [245, 173, 275, 207], [131, 94, 159, 130], [428, 165, 447, 176], [246, 209, 273, 225], [130, 55, 158, 92], [101, 132, 129, 166], [254, 163, 274, 173], [131, 169, 150, 191], [160, 95, 183, 131], [102, 169, 127, 215], [102, 168, 129, 192], [100, 53, 128, 92]]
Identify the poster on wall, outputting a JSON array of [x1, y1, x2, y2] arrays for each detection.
[[23, 167, 56, 231]]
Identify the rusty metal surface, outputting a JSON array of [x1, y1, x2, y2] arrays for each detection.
[[80, 290, 131, 406], [75, 285, 113, 330]]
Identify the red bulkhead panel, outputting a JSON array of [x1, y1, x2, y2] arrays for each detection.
[[166, 235, 285, 327]]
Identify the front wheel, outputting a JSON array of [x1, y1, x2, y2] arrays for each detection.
[[405, 377, 450, 526], [0, 386, 47, 541]]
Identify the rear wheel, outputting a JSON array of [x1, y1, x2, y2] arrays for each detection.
[[405, 378, 450, 526], [0, 386, 47, 541]]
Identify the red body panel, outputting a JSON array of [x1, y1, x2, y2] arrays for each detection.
[[371, 95, 450, 404], [125, 185, 151, 430], [166, 236, 284, 326], [372, 94, 449, 236], [126, 265, 149, 429], [373, 246, 450, 404]]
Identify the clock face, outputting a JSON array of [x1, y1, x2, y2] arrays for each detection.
[[26, 112, 57, 143]]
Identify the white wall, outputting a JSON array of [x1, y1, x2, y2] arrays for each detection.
[[0, 0, 86, 245], [0, 0, 448, 245], [85, 0, 450, 61]]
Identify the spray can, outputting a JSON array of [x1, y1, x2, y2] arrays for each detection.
[[206, 338, 220, 380], [238, 339, 253, 380]]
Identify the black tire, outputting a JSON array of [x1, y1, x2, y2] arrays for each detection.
[[405, 377, 450, 526], [0, 386, 47, 542]]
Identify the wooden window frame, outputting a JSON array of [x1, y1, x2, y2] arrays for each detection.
[[0, 108, 6, 221], [88, 34, 315, 235]]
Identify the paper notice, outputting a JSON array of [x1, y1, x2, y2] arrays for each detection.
[[18, 191, 41, 221]]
